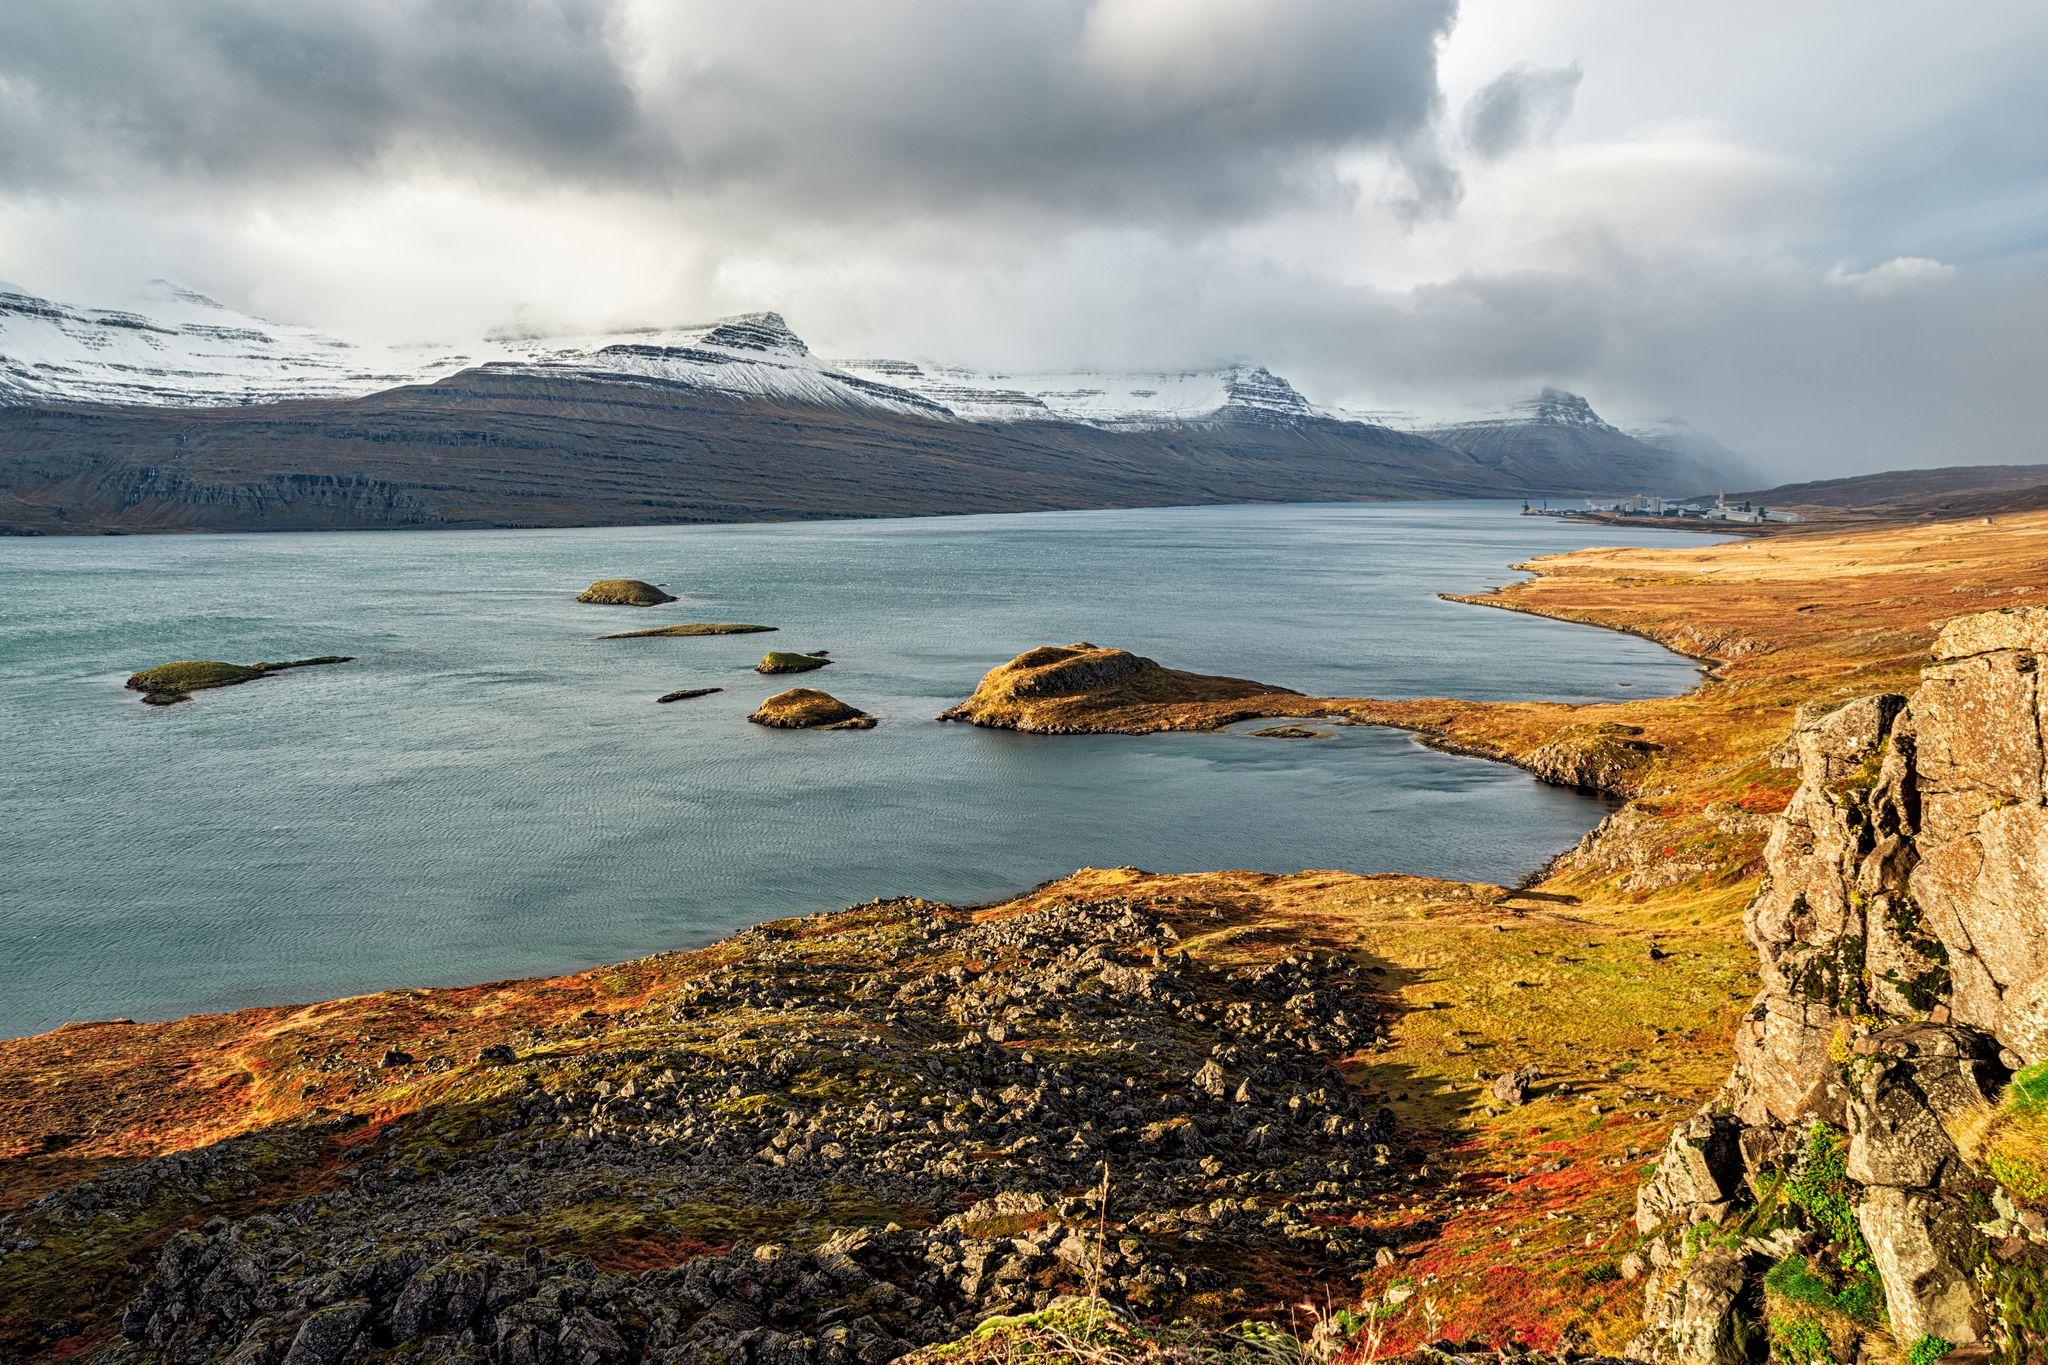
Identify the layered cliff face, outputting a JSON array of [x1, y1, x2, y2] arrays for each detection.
[[1633, 607, 2048, 1362]]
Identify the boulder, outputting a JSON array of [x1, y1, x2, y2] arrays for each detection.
[[756, 651, 832, 675], [282, 1301, 369, 1365], [575, 579, 676, 606], [749, 689, 875, 731], [1855, 1188, 1981, 1346], [1635, 1113, 1744, 1235], [1490, 1065, 1540, 1107], [1632, 1245, 1756, 1364], [1843, 1024, 2000, 1191]]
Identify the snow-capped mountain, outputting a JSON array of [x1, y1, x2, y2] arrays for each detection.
[[0, 281, 1752, 537], [0, 280, 477, 408], [483, 312, 950, 418], [830, 359, 1317, 428], [0, 282, 1338, 431], [1406, 386, 1725, 494]]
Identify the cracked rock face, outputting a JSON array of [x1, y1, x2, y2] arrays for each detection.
[[1631, 608, 2048, 1361]]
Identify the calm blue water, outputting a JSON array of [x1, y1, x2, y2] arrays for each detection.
[[0, 502, 1720, 1036]]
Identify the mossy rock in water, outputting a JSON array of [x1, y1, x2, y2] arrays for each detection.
[[602, 623, 774, 639], [125, 656, 352, 706], [576, 579, 677, 606], [1250, 725, 1332, 739], [757, 651, 832, 675], [749, 688, 875, 730], [656, 687, 722, 704]]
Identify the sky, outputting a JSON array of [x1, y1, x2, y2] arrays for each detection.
[[1, 0, 2044, 476]]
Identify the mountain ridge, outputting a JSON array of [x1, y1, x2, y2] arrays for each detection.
[[0, 281, 1742, 535]]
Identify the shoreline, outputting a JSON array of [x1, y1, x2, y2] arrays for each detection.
[[4, 506, 1712, 1042], [0, 532, 1695, 1047], [11, 510, 2046, 1355]]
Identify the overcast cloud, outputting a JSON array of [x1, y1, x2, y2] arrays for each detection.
[[1, 0, 2044, 476]]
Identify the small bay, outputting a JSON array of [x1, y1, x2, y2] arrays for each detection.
[[0, 500, 1721, 1036]]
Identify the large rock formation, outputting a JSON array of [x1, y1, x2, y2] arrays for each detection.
[[940, 643, 1306, 733], [1632, 608, 2048, 1362]]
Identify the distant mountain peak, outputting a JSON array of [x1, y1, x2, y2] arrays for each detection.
[[693, 311, 808, 357], [1518, 387, 1611, 428], [136, 278, 238, 317], [1219, 364, 1314, 423]]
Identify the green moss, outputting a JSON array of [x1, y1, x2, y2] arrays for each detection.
[[602, 623, 774, 639], [757, 651, 832, 675], [2007, 1063, 2048, 1113], [1788, 1123, 1869, 1266], [1908, 1334, 1956, 1365], [1764, 1253, 1882, 1323], [1767, 1310, 1832, 1364], [1981, 1248, 2048, 1363]]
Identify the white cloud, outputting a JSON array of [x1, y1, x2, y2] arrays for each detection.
[[0, 1, 2043, 477], [1826, 256, 1958, 296]]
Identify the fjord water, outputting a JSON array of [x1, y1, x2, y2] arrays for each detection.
[[0, 502, 1720, 1036]]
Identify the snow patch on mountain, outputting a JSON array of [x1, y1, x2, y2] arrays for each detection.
[[0, 280, 476, 408], [0, 282, 1740, 476], [832, 359, 1318, 427]]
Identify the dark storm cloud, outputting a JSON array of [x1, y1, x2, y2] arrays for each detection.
[[0, 1, 654, 188], [1461, 63, 1583, 161], [0, 0, 1459, 223]]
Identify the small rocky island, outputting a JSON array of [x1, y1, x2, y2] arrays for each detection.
[[575, 578, 677, 606], [602, 623, 774, 639], [756, 650, 832, 675], [125, 656, 352, 706], [749, 688, 875, 729], [656, 687, 722, 704], [1250, 724, 1332, 739], [941, 642, 1312, 733]]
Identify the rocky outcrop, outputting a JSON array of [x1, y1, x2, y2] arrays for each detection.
[[749, 687, 875, 730], [1632, 607, 2048, 1362], [575, 579, 676, 606], [940, 643, 1305, 734], [602, 623, 773, 639], [1522, 723, 1661, 794], [756, 650, 832, 675], [125, 656, 352, 706], [85, 899, 1399, 1363]]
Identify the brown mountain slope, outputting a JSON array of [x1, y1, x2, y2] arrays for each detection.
[[0, 363, 1755, 537], [0, 369, 1547, 536]]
